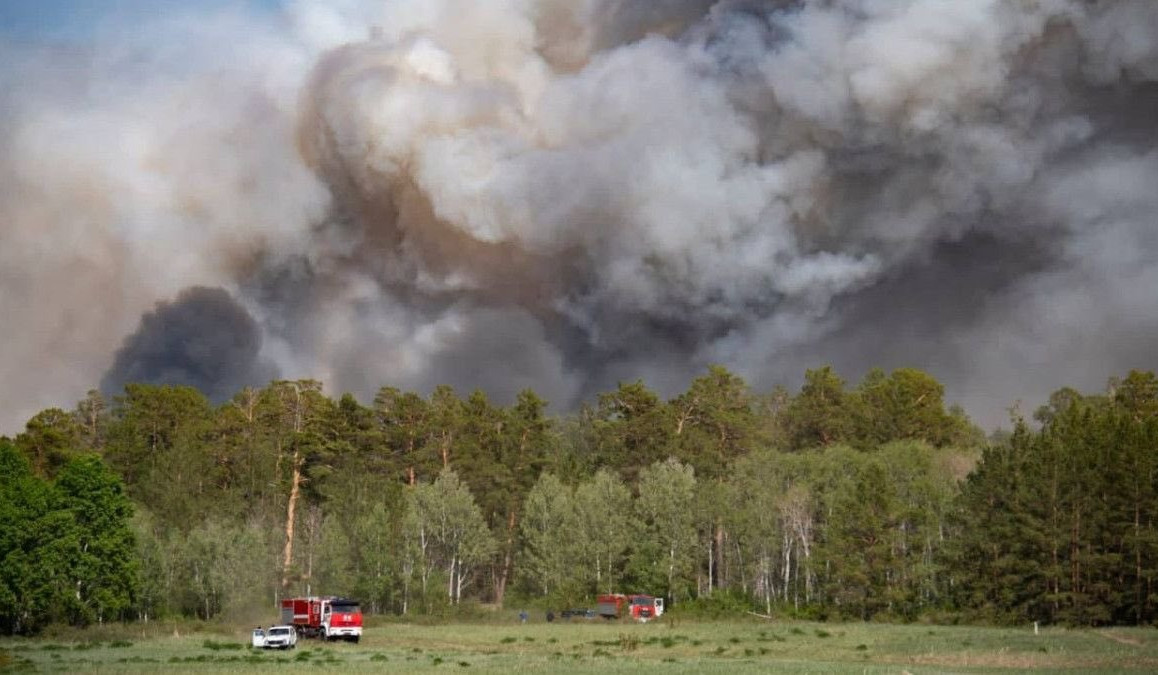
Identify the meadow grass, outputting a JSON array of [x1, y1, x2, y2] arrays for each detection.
[[2, 617, 1156, 673]]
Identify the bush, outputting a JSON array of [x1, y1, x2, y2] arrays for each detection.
[[201, 639, 244, 651], [671, 591, 753, 619]]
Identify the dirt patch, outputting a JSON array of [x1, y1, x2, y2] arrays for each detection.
[[1096, 631, 1143, 646], [890, 651, 1158, 670], [901, 652, 1053, 669]]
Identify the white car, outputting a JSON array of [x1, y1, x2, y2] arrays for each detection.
[[251, 628, 265, 648], [262, 625, 298, 649]]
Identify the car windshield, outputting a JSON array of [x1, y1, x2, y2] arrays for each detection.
[[268, 628, 290, 636]]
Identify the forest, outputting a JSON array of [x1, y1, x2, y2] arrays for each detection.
[[2, 365, 1157, 635]]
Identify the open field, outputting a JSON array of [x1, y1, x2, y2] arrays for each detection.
[[3, 618, 1157, 673]]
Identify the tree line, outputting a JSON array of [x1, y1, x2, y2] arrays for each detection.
[[2, 366, 1157, 633]]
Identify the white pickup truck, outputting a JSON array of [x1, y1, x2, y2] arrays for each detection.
[[253, 625, 297, 649]]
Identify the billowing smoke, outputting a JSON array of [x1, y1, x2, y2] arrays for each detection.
[[2, 0, 1157, 431], [100, 286, 278, 402]]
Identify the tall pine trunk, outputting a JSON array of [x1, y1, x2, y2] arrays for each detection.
[[281, 449, 303, 589], [494, 510, 517, 605]]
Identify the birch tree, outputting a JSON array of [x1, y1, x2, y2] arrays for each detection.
[[406, 470, 495, 604], [519, 473, 577, 597], [575, 469, 632, 594], [636, 458, 697, 602]]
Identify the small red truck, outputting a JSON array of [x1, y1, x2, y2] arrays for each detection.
[[280, 596, 363, 642], [596, 593, 664, 621]]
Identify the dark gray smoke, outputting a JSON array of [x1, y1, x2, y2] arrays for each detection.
[[2, 0, 1157, 431], [100, 287, 278, 402]]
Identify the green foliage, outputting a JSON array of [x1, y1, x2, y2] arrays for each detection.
[[169, 518, 271, 620], [590, 381, 673, 483], [12, 365, 1158, 627], [633, 459, 698, 601], [674, 590, 755, 619], [52, 454, 139, 625], [0, 443, 137, 634], [101, 384, 215, 526], [519, 474, 579, 598], [404, 470, 497, 606], [374, 386, 437, 484], [952, 373, 1158, 625], [574, 469, 633, 595], [517, 468, 635, 601], [670, 366, 757, 479], [14, 408, 83, 478], [785, 366, 854, 449], [855, 368, 974, 447], [0, 441, 56, 635]]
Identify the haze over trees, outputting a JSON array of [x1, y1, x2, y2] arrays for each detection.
[[3, 366, 1158, 634]]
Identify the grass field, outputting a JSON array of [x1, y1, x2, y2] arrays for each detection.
[[2, 617, 1157, 673]]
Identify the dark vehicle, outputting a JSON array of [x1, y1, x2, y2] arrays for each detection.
[[560, 608, 597, 619]]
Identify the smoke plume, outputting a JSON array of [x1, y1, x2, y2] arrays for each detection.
[[2, 0, 1157, 431], [100, 286, 278, 402]]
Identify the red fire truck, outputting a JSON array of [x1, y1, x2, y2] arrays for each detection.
[[280, 596, 363, 642], [596, 594, 664, 621]]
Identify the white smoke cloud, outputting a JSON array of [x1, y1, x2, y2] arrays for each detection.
[[2, 0, 1157, 432], [0, 3, 325, 422]]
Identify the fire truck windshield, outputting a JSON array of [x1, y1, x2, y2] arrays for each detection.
[[331, 602, 359, 614]]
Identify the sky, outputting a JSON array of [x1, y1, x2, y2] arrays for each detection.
[[1, 0, 1156, 435], [0, 0, 281, 39]]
